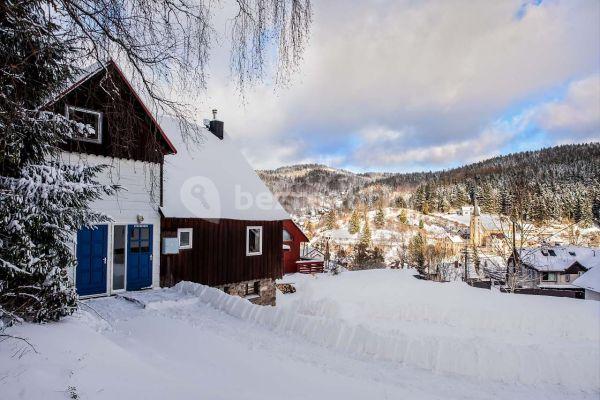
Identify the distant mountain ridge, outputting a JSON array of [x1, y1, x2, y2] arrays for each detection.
[[257, 143, 600, 221]]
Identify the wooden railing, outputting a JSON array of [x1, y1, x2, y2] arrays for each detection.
[[296, 260, 324, 274]]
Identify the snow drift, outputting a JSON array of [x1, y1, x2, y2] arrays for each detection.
[[174, 270, 599, 391]]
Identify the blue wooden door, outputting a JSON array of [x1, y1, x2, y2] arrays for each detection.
[[76, 225, 108, 296], [127, 225, 153, 290]]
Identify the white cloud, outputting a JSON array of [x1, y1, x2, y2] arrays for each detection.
[[535, 73, 600, 141], [198, 0, 600, 170], [349, 112, 532, 170]]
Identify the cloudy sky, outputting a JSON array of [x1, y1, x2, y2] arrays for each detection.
[[200, 0, 600, 173]]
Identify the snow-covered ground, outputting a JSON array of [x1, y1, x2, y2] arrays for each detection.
[[1, 269, 599, 399]]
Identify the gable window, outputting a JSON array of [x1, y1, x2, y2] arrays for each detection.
[[65, 105, 103, 143], [177, 228, 193, 249], [246, 226, 263, 256], [283, 229, 293, 242]]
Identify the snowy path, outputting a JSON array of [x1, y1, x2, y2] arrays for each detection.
[[1, 270, 598, 399]]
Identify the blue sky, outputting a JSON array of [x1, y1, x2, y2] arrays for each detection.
[[203, 0, 600, 173]]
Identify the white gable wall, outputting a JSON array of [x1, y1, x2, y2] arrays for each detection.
[[60, 152, 162, 293]]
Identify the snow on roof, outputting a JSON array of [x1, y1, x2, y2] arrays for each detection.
[[437, 213, 503, 231], [519, 246, 600, 272], [572, 266, 600, 293], [159, 116, 289, 221], [322, 228, 359, 242]]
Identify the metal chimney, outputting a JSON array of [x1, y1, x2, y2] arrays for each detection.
[[208, 109, 223, 140]]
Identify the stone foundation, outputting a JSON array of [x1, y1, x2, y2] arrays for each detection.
[[217, 278, 276, 306]]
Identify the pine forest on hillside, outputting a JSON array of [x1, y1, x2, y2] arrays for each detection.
[[258, 143, 600, 224]]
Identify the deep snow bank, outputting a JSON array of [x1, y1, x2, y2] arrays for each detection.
[[174, 270, 600, 392]]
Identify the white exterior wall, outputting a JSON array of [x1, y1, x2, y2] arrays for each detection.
[[61, 152, 162, 294]]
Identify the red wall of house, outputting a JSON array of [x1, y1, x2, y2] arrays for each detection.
[[161, 218, 283, 287], [282, 220, 308, 274]]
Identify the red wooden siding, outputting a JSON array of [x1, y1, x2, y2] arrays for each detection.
[[161, 218, 283, 287], [47, 62, 174, 162], [282, 220, 309, 274]]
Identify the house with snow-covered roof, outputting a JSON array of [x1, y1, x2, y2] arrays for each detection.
[[45, 60, 177, 297], [510, 245, 600, 291], [158, 114, 289, 305], [572, 266, 600, 301]]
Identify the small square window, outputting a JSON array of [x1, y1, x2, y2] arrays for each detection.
[[283, 229, 293, 241], [65, 105, 103, 143], [178, 228, 193, 249], [245, 281, 259, 296], [246, 226, 263, 256]]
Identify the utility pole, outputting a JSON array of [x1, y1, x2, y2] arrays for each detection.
[[463, 246, 469, 282], [511, 219, 516, 289]]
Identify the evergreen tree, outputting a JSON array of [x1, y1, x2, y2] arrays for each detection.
[[0, 2, 115, 323], [360, 216, 372, 248], [418, 219, 425, 229], [412, 186, 425, 212], [422, 201, 430, 215], [374, 207, 385, 229], [408, 233, 426, 270], [592, 188, 600, 224], [323, 209, 338, 230], [348, 209, 361, 234], [394, 196, 407, 208], [353, 216, 372, 266], [398, 209, 408, 224]]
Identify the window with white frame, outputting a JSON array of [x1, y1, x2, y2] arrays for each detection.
[[246, 226, 263, 256], [542, 272, 557, 282], [178, 228, 193, 249], [65, 105, 103, 143], [283, 229, 293, 242]]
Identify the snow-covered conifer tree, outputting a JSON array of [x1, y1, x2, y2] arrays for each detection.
[[348, 209, 361, 234], [374, 207, 385, 229], [0, 1, 115, 324]]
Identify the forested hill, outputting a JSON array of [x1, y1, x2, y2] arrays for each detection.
[[257, 143, 600, 222]]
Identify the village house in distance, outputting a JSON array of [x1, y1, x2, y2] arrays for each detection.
[[509, 246, 600, 297], [158, 115, 290, 305]]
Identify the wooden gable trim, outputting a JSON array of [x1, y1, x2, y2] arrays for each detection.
[[46, 60, 177, 155], [109, 61, 177, 155], [564, 261, 588, 274]]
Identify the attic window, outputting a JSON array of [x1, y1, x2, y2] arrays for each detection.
[[548, 249, 557, 257], [246, 226, 263, 256], [569, 251, 576, 256], [283, 229, 293, 241], [65, 105, 103, 143]]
